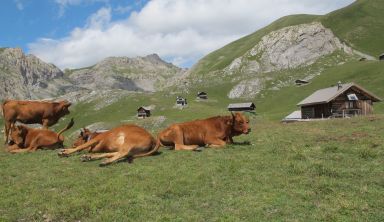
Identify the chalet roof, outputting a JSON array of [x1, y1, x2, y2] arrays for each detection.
[[227, 102, 255, 109], [297, 83, 381, 106], [137, 106, 151, 111], [197, 92, 207, 95], [283, 110, 302, 120]]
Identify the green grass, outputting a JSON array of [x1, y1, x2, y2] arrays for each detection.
[[1, 116, 383, 221], [321, 0, 384, 57], [191, 0, 384, 78], [255, 60, 384, 119]]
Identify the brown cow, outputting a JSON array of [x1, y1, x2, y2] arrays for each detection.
[[7, 118, 74, 153], [58, 124, 160, 167], [72, 128, 107, 147], [2, 100, 71, 144], [157, 112, 251, 150]]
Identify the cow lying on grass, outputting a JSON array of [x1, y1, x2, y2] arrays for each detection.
[[58, 124, 160, 166], [2, 100, 71, 144], [7, 118, 74, 153], [157, 112, 251, 150], [72, 128, 107, 147]]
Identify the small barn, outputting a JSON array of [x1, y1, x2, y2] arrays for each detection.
[[197, 92, 208, 99], [380, 53, 384, 61], [297, 82, 381, 119], [176, 96, 187, 106], [227, 102, 256, 112], [137, 106, 151, 118], [295, 79, 309, 86]]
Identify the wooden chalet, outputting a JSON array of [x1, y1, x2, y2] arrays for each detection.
[[137, 106, 151, 118], [197, 92, 208, 99], [380, 53, 384, 61], [297, 82, 381, 119], [176, 96, 187, 106], [295, 79, 309, 86], [227, 102, 255, 112]]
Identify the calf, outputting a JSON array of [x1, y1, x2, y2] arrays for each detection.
[[72, 128, 107, 147], [158, 112, 250, 150], [58, 124, 160, 166], [2, 100, 71, 144], [8, 118, 74, 153]]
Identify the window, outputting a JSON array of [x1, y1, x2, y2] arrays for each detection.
[[346, 101, 354, 109], [347, 93, 358, 101]]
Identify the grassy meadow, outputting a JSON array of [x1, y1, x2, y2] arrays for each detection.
[[0, 115, 384, 221]]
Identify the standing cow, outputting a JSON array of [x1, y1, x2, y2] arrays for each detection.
[[2, 100, 71, 144], [157, 112, 251, 150]]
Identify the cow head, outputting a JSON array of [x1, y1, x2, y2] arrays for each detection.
[[10, 125, 27, 147], [231, 112, 251, 135], [57, 100, 71, 115], [72, 128, 92, 147]]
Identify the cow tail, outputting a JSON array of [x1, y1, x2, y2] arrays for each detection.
[[57, 118, 75, 140], [133, 137, 162, 158]]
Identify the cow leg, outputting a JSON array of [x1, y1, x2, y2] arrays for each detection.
[[207, 139, 226, 148], [9, 146, 38, 153], [7, 144, 20, 152], [58, 140, 99, 157], [99, 151, 131, 167], [4, 121, 11, 144], [42, 119, 49, 129], [80, 153, 116, 162], [175, 144, 199, 151]]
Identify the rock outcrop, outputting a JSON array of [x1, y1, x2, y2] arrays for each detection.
[[227, 22, 354, 98], [67, 54, 184, 92], [0, 48, 68, 100]]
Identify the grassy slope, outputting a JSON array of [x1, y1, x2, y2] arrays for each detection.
[[1, 117, 383, 221], [321, 0, 384, 57], [192, 0, 384, 77], [191, 14, 319, 76], [1, 0, 384, 220], [257, 61, 384, 119]]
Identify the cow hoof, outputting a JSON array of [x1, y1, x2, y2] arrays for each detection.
[[99, 162, 109, 167], [58, 150, 68, 157], [80, 155, 91, 162], [194, 147, 204, 152]]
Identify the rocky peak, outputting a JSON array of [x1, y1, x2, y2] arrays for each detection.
[[0, 47, 66, 100]]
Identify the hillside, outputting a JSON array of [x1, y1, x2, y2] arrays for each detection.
[[1, 116, 383, 221], [66, 54, 185, 92], [322, 0, 384, 57], [0, 49, 185, 101]]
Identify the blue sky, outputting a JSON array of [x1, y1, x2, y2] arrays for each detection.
[[0, 0, 146, 51], [0, 0, 354, 69]]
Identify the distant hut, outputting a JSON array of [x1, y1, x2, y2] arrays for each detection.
[[295, 79, 309, 86], [297, 82, 381, 119], [282, 110, 302, 123], [176, 96, 187, 106], [137, 106, 151, 118], [380, 53, 384, 61], [197, 92, 208, 99], [227, 102, 256, 112]]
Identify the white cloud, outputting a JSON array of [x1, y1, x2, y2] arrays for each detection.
[[14, 0, 24, 10], [30, 0, 355, 69]]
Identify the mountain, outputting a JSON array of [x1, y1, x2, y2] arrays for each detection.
[[0, 48, 185, 101], [0, 47, 69, 100], [181, 0, 383, 104], [66, 54, 184, 92]]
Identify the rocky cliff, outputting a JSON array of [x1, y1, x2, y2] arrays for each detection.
[[0, 48, 185, 101], [67, 54, 184, 92], [0, 48, 69, 100]]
